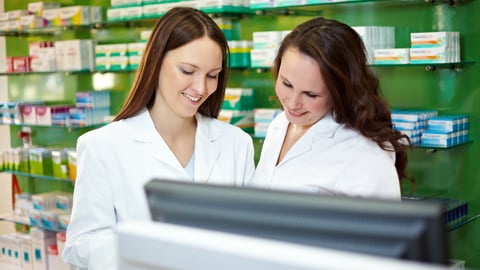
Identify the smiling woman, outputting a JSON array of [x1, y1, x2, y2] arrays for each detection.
[[248, 16, 413, 200], [61, 7, 255, 270]]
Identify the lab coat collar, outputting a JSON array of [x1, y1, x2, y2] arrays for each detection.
[[122, 108, 220, 181], [275, 111, 342, 166]]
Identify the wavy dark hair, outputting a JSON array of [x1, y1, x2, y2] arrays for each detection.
[[273, 16, 413, 185], [114, 7, 230, 121]]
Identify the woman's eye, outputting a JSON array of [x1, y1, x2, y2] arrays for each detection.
[[282, 80, 293, 88], [181, 68, 193, 75], [305, 92, 319, 98], [207, 74, 219, 79]]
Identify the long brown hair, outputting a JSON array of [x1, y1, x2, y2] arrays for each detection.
[[273, 16, 413, 184], [114, 7, 230, 121]]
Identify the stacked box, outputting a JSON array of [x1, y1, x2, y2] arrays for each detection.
[[250, 0, 277, 9], [374, 48, 410, 65], [67, 150, 77, 182], [111, 0, 143, 7], [254, 108, 282, 138], [51, 148, 69, 179], [391, 109, 438, 146], [222, 88, 254, 110], [228, 40, 252, 68], [410, 31, 460, 64], [213, 17, 234, 40], [42, 8, 61, 27], [219, 88, 255, 133], [353, 26, 395, 64], [199, 0, 249, 14], [250, 31, 286, 68], [402, 196, 468, 230], [421, 115, 469, 148], [59, 6, 103, 26], [55, 39, 95, 71], [30, 228, 56, 270], [28, 148, 53, 176], [28, 2, 61, 17]]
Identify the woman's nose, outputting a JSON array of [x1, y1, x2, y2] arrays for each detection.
[[192, 75, 208, 94], [286, 93, 302, 109]]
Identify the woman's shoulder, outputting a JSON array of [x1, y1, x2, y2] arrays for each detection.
[[78, 120, 125, 144], [199, 114, 252, 141]]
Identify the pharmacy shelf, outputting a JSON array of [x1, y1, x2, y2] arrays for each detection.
[[0, 70, 94, 76], [418, 141, 473, 153], [0, 212, 65, 232], [447, 214, 480, 231], [0, 170, 72, 183], [1, 123, 104, 131], [253, 61, 476, 73], [251, 0, 471, 13], [371, 61, 476, 71]]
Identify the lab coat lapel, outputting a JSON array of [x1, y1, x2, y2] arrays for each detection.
[[194, 114, 220, 183], [278, 132, 314, 166], [127, 109, 186, 173], [278, 112, 339, 166]]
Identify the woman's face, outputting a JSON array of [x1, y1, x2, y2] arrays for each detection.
[[275, 47, 332, 128], [157, 36, 223, 118]]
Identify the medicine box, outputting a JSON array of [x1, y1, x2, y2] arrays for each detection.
[[218, 110, 254, 132], [410, 47, 460, 64], [111, 0, 143, 8], [42, 8, 61, 27], [29, 148, 53, 176], [30, 228, 57, 270], [228, 40, 251, 68], [200, 0, 249, 13], [51, 149, 69, 179], [421, 131, 454, 148], [253, 31, 283, 49], [250, 48, 277, 68], [28, 2, 61, 16], [67, 150, 77, 181], [127, 42, 147, 57], [250, 0, 276, 9], [55, 39, 95, 71], [19, 15, 47, 30], [106, 7, 123, 21], [60, 6, 103, 26], [391, 109, 438, 122], [410, 31, 459, 48], [222, 88, 254, 110], [123, 6, 145, 19], [276, 0, 307, 7], [427, 115, 468, 133], [374, 48, 410, 64], [95, 44, 128, 57], [254, 108, 282, 123]]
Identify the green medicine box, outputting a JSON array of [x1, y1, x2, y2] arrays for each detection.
[[51, 149, 69, 179], [28, 148, 53, 176]]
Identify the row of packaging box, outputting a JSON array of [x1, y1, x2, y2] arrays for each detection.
[[0, 5, 103, 31], [1, 91, 111, 127], [392, 109, 470, 148], [0, 229, 72, 270], [13, 192, 72, 233], [1, 147, 77, 181]]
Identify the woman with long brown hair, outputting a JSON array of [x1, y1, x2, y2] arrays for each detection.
[[63, 7, 254, 269]]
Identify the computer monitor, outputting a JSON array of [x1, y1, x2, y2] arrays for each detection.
[[144, 178, 450, 265], [117, 221, 450, 270]]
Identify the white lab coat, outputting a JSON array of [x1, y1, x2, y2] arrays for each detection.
[[62, 108, 255, 270], [249, 112, 400, 200]]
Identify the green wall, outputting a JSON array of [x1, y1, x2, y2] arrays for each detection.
[[4, 0, 480, 268]]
